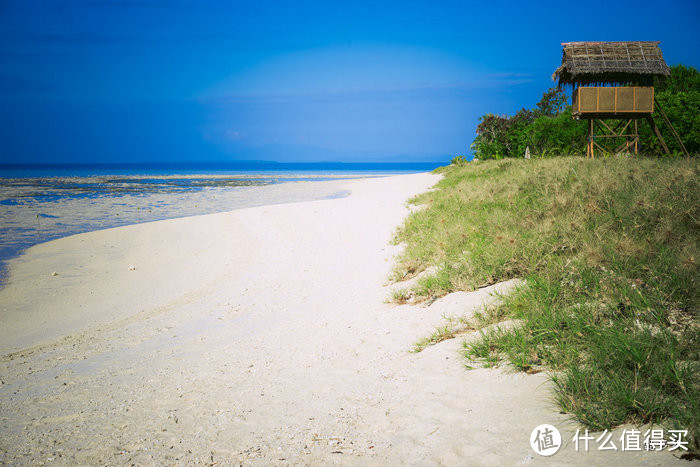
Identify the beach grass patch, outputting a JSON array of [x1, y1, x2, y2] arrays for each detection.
[[412, 315, 476, 353], [393, 156, 699, 453]]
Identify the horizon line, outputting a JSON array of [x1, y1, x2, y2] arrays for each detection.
[[0, 160, 448, 167]]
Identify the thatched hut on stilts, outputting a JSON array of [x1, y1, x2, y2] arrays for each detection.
[[553, 41, 688, 157]]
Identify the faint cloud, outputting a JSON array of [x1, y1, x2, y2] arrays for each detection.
[[225, 129, 244, 140], [201, 81, 501, 106], [484, 72, 535, 86], [487, 72, 534, 79], [202, 44, 488, 100]]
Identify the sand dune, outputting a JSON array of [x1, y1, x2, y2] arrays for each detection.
[[0, 174, 681, 465]]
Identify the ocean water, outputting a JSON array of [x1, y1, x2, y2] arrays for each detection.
[[0, 162, 441, 281]]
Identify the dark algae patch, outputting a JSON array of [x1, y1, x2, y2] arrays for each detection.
[[393, 156, 699, 455]]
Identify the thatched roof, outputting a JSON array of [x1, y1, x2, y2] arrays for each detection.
[[553, 41, 670, 87]]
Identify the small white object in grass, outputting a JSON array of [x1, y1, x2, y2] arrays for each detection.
[[51, 271, 58, 276], [128, 265, 136, 271]]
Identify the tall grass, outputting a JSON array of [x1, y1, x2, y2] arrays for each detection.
[[393, 156, 699, 452]]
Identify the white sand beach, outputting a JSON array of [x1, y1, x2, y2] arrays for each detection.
[[0, 174, 682, 465]]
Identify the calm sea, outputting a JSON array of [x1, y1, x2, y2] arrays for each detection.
[[0, 162, 442, 281]]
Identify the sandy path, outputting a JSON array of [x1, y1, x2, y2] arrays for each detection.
[[0, 174, 682, 465]]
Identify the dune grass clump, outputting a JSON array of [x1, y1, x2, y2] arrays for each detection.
[[393, 156, 699, 453], [412, 315, 476, 353]]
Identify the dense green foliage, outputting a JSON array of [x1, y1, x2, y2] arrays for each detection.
[[471, 64, 700, 159], [471, 88, 586, 159], [640, 64, 700, 154], [450, 155, 468, 165], [393, 157, 699, 453]]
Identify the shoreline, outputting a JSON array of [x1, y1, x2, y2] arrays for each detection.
[[0, 174, 383, 354], [0, 174, 376, 282], [0, 173, 680, 465]]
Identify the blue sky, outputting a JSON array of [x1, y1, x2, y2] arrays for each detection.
[[1, 0, 698, 164]]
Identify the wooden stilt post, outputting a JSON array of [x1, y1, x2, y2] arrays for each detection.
[[634, 120, 638, 155], [646, 116, 670, 155], [588, 119, 594, 158], [654, 98, 691, 158]]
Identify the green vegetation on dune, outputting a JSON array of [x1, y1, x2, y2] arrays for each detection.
[[393, 156, 699, 453], [470, 64, 700, 159]]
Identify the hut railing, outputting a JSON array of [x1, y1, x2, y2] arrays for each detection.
[[572, 86, 654, 117]]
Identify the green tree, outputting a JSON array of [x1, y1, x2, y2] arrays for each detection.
[[534, 87, 568, 117], [528, 108, 587, 156], [639, 64, 700, 154], [655, 64, 700, 93], [471, 88, 574, 159], [471, 113, 510, 159]]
